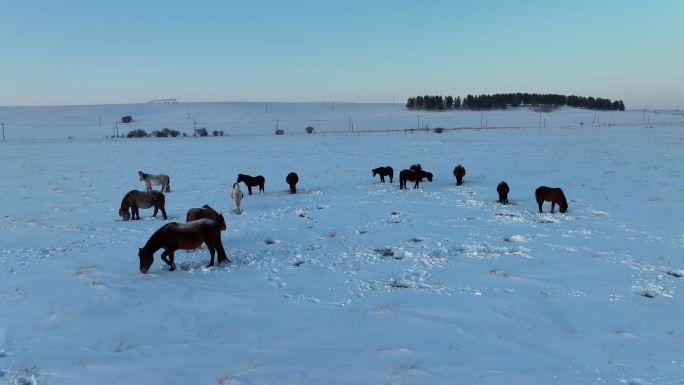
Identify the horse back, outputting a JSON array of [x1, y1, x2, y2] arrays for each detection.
[[535, 186, 563, 201], [164, 219, 220, 248]]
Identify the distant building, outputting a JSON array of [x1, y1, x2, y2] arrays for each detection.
[[147, 98, 179, 104]]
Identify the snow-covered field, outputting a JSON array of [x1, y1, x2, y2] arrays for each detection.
[[1, 102, 681, 140], [1, 105, 683, 384]]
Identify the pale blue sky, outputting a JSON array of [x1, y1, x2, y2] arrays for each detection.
[[2, 0, 682, 107]]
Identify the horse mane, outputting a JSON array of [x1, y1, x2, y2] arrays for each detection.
[[202, 204, 219, 217], [142, 222, 175, 253]]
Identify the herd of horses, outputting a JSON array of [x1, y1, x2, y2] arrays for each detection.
[[123, 167, 568, 274]]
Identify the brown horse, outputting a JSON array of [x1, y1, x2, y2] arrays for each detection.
[[372, 166, 393, 183], [138, 218, 230, 274], [186, 205, 227, 231], [286, 172, 299, 194], [399, 169, 433, 189], [237, 173, 265, 195], [453, 165, 466, 186], [535, 186, 568, 213], [119, 190, 167, 221], [185, 206, 228, 261], [497, 181, 510, 205]]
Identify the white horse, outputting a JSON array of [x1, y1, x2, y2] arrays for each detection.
[[138, 171, 170, 192], [231, 183, 244, 214]]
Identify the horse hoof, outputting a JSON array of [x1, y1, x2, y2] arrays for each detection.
[[170, 264, 176, 271]]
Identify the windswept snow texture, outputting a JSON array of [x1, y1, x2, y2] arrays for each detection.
[[1, 105, 684, 385]]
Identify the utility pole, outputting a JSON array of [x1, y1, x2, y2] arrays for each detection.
[[332, 100, 335, 111], [265, 103, 268, 113], [348, 117, 351, 131], [417, 115, 420, 130], [540, 110, 543, 127], [2, 122, 5, 142], [276, 119, 279, 130], [115, 122, 119, 137], [99, 114, 102, 127]]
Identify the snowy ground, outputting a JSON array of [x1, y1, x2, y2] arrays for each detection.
[[1, 106, 683, 384]]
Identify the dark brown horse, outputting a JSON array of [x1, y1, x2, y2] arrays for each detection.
[[399, 169, 433, 189], [286, 172, 299, 194], [185, 207, 228, 261], [237, 173, 265, 195], [186, 205, 226, 231], [372, 166, 394, 183], [138, 218, 229, 274], [119, 190, 167, 220], [497, 181, 510, 205], [453, 165, 466, 186], [535, 186, 568, 213]]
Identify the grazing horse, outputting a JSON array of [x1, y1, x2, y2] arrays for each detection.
[[535, 186, 568, 213], [138, 218, 229, 274], [138, 171, 171, 192], [372, 166, 394, 183], [119, 190, 167, 220], [231, 183, 244, 214], [399, 169, 433, 189], [497, 181, 510, 205], [185, 206, 228, 262], [237, 173, 265, 195], [186, 205, 227, 231], [286, 172, 299, 194], [453, 165, 466, 186]]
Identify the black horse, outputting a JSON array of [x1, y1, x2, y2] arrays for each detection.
[[237, 173, 265, 195], [286, 172, 299, 194], [453, 165, 466, 186], [535, 186, 568, 213], [497, 181, 510, 205], [372, 166, 394, 183], [399, 169, 433, 189]]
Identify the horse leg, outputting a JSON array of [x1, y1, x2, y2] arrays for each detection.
[[160, 207, 167, 220], [206, 240, 216, 268], [216, 235, 230, 264], [260, 184, 264, 194], [537, 200, 543, 213], [551, 202, 556, 213], [247, 186, 253, 195], [133, 206, 140, 220], [169, 252, 175, 271], [160, 249, 171, 266], [152, 205, 158, 218]]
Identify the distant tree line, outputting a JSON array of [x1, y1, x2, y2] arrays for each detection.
[[126, 128, 182, 138], [406, 93, 625, 111]]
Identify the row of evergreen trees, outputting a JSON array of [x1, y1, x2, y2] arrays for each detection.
[[406, 93, 625, 111]]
